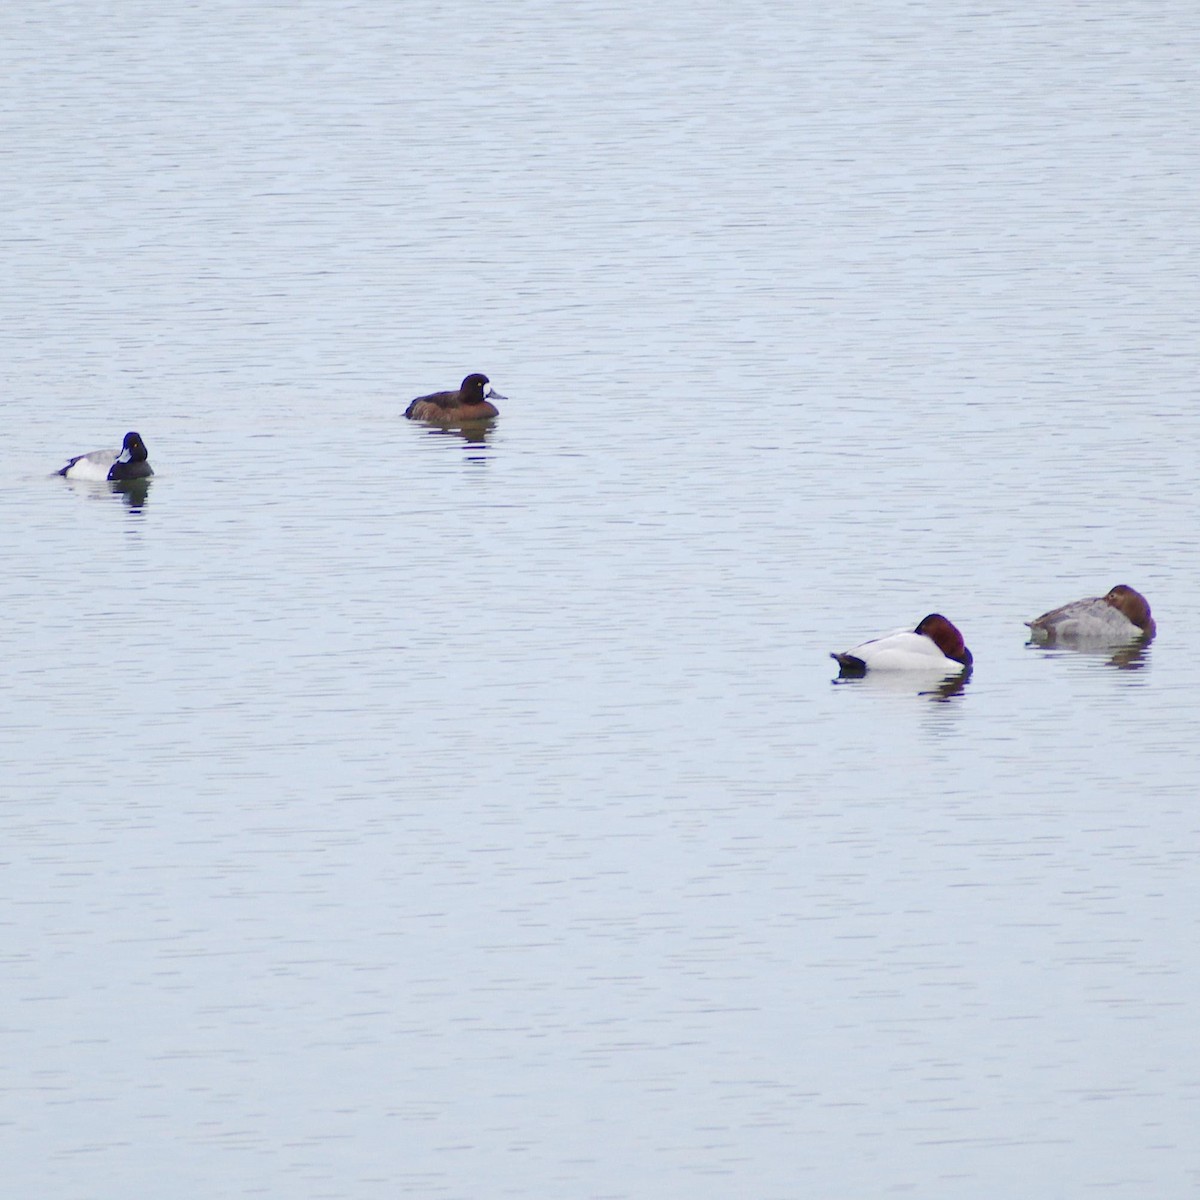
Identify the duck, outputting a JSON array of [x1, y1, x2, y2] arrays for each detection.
[[405, 373, 505, 423], [831, 613, 973, 675], [57, 432, 153, 481], [1026, 584, 1155, 643]]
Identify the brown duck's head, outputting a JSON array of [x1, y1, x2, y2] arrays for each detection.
[[1104, 585, 1154, 632]]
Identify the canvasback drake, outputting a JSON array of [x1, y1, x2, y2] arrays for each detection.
[[405, 373, 506, 423], [831, 613, 973, 675], [57, 432, 153, 481], [1026, 584, 1155, 643]]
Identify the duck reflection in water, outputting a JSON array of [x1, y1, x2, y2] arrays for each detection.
[[112, 477, 152, 510], [62, 474, 152, 510], [419, 421, 495, 464], [1026, 638, 1152, 672], [832, 669, 971, 701]]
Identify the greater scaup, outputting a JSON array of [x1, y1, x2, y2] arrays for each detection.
[[57, 432, 153, 481], [405, 374, 505, 423]]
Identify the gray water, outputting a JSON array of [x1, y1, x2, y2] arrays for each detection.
[[3, 1, 1199, 1197]]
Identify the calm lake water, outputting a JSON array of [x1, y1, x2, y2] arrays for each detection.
[[3, 1, 1199, 1197]]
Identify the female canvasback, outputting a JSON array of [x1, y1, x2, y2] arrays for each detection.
[[1026, 584, 1155, 643], [57, 432, 153, 481], [831, 613, 973, 675], [405, 373, 506, 423]]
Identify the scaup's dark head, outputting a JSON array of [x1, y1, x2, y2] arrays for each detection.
[[109, 432, 153, 480], [460, 373, 506, 403]]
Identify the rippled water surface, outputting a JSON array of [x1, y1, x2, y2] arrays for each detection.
[[3, 2, 1200, 1197]]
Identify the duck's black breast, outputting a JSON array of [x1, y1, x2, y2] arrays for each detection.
[[108, 433, 152, 480], [108, 458, 154, 481]]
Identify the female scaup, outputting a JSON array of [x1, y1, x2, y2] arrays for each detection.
[[1026, 584, 1155, 643], [832, 613, 973, 675], [57, 431, 153, 481], [405, 373, 505, 423]]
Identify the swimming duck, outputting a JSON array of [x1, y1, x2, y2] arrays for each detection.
[[405, 373, 505, 423], [57, 432, 153, 481], [1026, 584, 1155, 643], [831, 613, 973, 675]]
